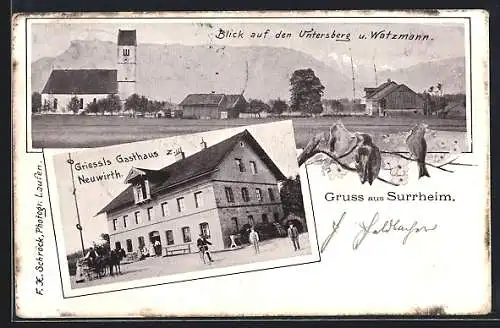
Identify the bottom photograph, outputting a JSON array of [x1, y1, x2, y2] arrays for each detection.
[[45, 120, 319, 297]]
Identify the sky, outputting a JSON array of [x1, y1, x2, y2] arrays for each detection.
[[30, 20, 467, 72]]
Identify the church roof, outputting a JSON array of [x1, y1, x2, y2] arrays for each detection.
[[41, 69, 118, 95], [117, 30, 137, 46], [96, 130, 286, 215]]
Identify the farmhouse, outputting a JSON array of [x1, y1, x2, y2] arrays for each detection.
[[363, 79, 425, 117], [438, 101, 466, 119], [96, 130, 286, 256], [179, 94, 248, 119], [40, 29, 137, 113]]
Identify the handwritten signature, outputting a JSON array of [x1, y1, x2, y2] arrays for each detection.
[[352, 212, 438, 250], [320, 212, 438, 253]]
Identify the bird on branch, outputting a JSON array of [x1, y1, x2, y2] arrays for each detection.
[[354, 133, 381, 185], [297, 120, 362, 166], [406, 123, 430, 178]]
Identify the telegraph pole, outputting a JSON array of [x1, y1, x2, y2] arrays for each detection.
[[67, 153, 86, 256], [348, 47, 356, 100]]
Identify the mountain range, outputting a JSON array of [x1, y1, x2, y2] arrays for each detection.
[[31, 40, 466, 103]]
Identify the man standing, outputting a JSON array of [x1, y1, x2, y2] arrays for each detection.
[[287, 223, 300, 251], [197, 234, 214, 264], [248, 227, 260, 254]]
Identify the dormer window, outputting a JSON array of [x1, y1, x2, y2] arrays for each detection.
[[125, 168, 152, 204], [133, 179, 151, 204]]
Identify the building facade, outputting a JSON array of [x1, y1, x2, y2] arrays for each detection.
[[363, 79, 425, 117], [40, 29, 137, 113], [96, 130, 286, 256], [179, 94, 248, 119]]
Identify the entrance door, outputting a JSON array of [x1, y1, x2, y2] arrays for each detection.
[[149, 231, 162, 256]]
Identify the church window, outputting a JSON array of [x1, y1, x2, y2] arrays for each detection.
[[123, 48, 130, 56], [53, 98, 58, 109]]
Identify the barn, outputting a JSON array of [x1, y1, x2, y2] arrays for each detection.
[[363, 79, 425, 117], [179, 94, 248, 119], [439, 101, 466, 119]]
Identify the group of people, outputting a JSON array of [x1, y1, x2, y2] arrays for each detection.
[[81, 244, 126, 278], [248, 222, 302, 254]]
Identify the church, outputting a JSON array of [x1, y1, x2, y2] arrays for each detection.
[[40, 30, 137, 113]]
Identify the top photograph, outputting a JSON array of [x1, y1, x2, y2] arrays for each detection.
[[27, 16, 470, 152]]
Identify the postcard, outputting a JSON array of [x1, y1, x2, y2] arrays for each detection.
[[12, 10, 490, 317]]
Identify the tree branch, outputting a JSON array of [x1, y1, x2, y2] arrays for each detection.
[[380, 150, 454, 173]]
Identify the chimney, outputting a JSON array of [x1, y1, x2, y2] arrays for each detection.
[[387, 78, 391, 83], [200, 138, 207, 150], [174, 147, 185, 161]]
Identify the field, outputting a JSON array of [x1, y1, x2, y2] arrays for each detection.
[[31, 115, 467, 149]]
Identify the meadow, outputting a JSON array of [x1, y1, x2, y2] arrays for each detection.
[[31, 114, 467, 150]]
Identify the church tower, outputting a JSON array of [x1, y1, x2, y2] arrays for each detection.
[[117, 29, 137, 104]]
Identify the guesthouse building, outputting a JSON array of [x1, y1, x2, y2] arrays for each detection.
[[363, 79, 425, 117], [96, 130, 286, 256], [179, 94, 248, 119]]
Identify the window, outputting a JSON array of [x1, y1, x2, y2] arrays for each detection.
[[123, 215, 128, 228], [182, 227, 191, 243], [231, 217, 239, 233], [79, 98, 84, 109], [53, 98, 58, 109], [249, 161, 258, 174], [147, 207, 154, 221], [166, 230, 174, 245], [241, 188, 250, 202], [235, 158, 245, 172], [133, 179, 151, 203], [268, 188, 276, 202], [262, 214, 269, 224], [199, 222, 211, 238], [134, 211, 141, 225], [177, 197, 185, 212], [225, 187, 234, 203], [161, 202, 169, 216], [248, 215, 255, 227], [126, 239, 133, 252], [138, 236, 145, 248], [273, 212, 280, 222], [194, 191, 204, 208], [93, 98, 97, 103], [115, 241, 121, 250], [255, 188, 263, 202], [123, 48, 130, 56], [112, 219, 118, 231]]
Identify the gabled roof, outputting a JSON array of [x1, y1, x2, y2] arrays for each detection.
[[96, 130, 286, 215], [179, 94, 247, 109], [179, 94, 225, 106], [117, 30, 137, 46], [220, 94, 247, 109], [364, 80, 396, 98], [41, 69, 118, 95]]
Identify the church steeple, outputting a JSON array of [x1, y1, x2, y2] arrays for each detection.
[[117, 30, 137, 105]]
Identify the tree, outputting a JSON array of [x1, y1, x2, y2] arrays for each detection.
[[125, 93, 142, 114], [289, 68, 325, 114], [85, 101, 99, 114], [67, 96, 81, 114], [32, 92, 42, 113], [269, 98, 288, 115], [279, 175, 305, 218], [104, 94, 122, 114], [248, 99, 270, 113]]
